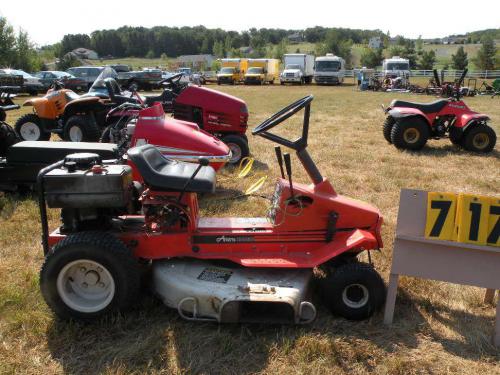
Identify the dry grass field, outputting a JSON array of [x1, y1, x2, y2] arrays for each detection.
[[0, 83, 499, 374]]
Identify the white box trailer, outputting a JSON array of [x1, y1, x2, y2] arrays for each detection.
[[314, 54, 346, 85], [280, 54, 315, 85], [382, 56, 410, 78]]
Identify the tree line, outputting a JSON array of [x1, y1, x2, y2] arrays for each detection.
[[54, 26, 385, 59]]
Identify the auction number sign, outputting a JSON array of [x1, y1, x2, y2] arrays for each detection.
[[425, 192, 499, 247]]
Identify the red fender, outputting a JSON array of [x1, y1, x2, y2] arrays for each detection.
[[454, 113, 490, 128]]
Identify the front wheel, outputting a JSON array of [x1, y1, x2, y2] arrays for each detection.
[[222, 134, 249, 165], [319, 262, 385, 320], [14, 113, 51, 141], [63, 115, 101, 142], [383, 116, 395, 143], [40, 231, 141, 321], [463, 124, 496, 153], [390, 117, 429, 150]]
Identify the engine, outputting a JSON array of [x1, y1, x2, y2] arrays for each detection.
[[43, 153, 134, 233]]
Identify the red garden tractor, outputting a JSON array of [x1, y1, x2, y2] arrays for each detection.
[[37, 95, 385, 323], [383, 69, 496, 153], [144, 73, 250, 164]]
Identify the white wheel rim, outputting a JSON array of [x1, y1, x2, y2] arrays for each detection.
[[69, 126, 83, 142], [57, 259, 115, 313], [228, 143, 242, 164], [342, 283, 369, 309], [20, 122, 41, 141]]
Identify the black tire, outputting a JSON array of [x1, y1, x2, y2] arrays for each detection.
[[63, 115, 101, 142], [99, 126, 112, 143], [0, 122, 20, 157], [217, 80, 221, 86], [222, 134, 250, 165], [40, 231, 141, 321], [390, 117, 429, 150], [14, 113, 51, 141], [319, 262, 385, 321], [383, 116, 395, 143], [462, 123, 496, 153], [448, 126, 464, 147]]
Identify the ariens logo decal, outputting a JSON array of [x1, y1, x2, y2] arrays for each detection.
[[216, 236, 254, 243], [193, 235, 256, 244]]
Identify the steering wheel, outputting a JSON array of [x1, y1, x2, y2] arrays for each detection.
[[158, 73, 183, 87], [252, 95, 313, 135]]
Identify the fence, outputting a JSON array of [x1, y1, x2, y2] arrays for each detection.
[[345, 70, 500, 79]]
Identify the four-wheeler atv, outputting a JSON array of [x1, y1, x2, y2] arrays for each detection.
[[14, 79, 111, 142], [383, 70, 496, 153], [37, 95, 385, 323]]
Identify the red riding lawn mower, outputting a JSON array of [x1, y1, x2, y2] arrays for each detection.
[[141, 73, 250, 164], [383, 69, 497, 153], [37, 95, 385, 323]]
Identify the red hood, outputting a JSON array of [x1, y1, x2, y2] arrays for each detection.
[[130, 104, 230, 170], [175, 85, 246, 115]]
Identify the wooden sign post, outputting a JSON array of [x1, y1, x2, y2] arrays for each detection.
[[383, 189, 500, 347]]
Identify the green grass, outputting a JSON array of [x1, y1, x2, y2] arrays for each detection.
[[0, 84, 499, 374]]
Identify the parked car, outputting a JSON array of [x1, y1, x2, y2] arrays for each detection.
[[116, 68, 163, 91], [0, 69, 43, 95], [34, 71, 73, 90], [66, 66, 105, 90]]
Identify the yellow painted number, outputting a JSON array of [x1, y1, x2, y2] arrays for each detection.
[[425, 192, 457, 240], [456, 194, 490, 245], [487, 197, 500, 247]]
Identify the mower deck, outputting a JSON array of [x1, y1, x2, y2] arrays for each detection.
[[153, 258, 316, 323]]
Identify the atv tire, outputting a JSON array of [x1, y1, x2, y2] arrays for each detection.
[[319, 262, 385, 321], [463, 124, 496, 153], [40, 231, 141, 321], [15, 114, 51, 141], [383, 116, 395, 143], [391, 117, 429, 150], [223, 134, 249, 165], [63, 115, 101, 142], [448, 126, 464, 147]]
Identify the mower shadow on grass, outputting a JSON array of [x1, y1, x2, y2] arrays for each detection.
[[44, 288, 498, 374]]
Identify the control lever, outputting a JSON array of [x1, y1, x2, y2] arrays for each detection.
[[283, 153, 294, 198], [274, 146, 285, 178], [178, 158, 209, 203]]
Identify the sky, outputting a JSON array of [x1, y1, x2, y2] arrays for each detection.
[[1, 0, 499, 46]]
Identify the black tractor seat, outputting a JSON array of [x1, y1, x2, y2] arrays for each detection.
[[6, 141, 118, 164], [144, 90, 174, 107], [390, 99, 449, 113], [127, 144, 215, 193]]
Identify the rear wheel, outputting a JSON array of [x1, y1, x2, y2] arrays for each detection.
[[63, 115, 101, 142], [15, 114, 51, 141], [40, 231, 140, 321], [391, 117, 429, 150], [463, 124, 496, 153], [383, 116, 395, 143], [319, 262, 385, 320], [222, 134, 249, 165]]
